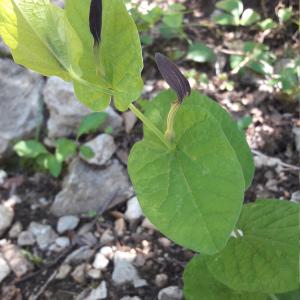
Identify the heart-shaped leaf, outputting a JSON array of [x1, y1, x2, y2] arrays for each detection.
[[206, 199, 299, 294], [128, 91, 245, 254], [183, 255, 267, 300]]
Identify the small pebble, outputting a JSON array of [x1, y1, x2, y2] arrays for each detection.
[[155, 273, 168, 288], [158, 286, 183, 300], [57, 215, 79, 234], [115, 218, 126, 236], [291, 191, 300, 204], [87, 268, 102, 279], [158, 237, 172, 248], [124, 197, 143, 221], [85, 281, 107, 300], [71, 263, 87, 284], [100, 246, 114, 260], [55, 236, 70, 248], [100, 229, 114, 244], [56, 264, 72, 280], [17, 231, 35, 246], [8, 222, 23, 239], [93, 253, 109, 270]]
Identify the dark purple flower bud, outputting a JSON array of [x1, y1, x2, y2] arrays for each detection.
[[155, 53, 191, 102], [89, 0, 102, 45]]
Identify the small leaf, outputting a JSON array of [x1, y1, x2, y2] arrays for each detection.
[[89, 0, 102, 45], [14, 140, 48, 158], [80, 145, 95, 159], [240, 8, 261, 26], [184, 255, 267, 300], [55, 138, 77, 162], [37, 154, 62, 177], [155, 53, 191, 102], [77, 112, 107, 139], [206, 200, 299, 294], [216, 0, 243, 18], [213, 13, 238, 26], [258, 18, 277, 30], [187, 42, 216, 63], [277, 7, 293, 23]]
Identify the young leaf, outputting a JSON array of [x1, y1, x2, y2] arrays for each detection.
[[14, 140, 48, 158], [213, 13, 237, 26], [258, 18, 277, 31], [206, 200, 299, 294], [187, 42, 216, 63], [77, 112, 107, 139], [277, 7, 293, 23], [240, 8, 261, 26], [155, 53, 191, 102], [0, 0, 82, 80], [55, 138, 77, 162], [128, 91, 245, 254], [216, 0, 243, 18], [79, 145, 95, 159], [37, 153, 62, 177], [183, 255, 267, 300]]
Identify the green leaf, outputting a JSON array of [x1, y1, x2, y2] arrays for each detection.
[[237, 115, 253, 131], [162, 12, 183, 28], [171, 90, 254, 188], [184, 255, 267, 300], [187, 42, 216, 63], [240, 9, 261, 26], [271, 289, 300, 300], [55, 138, 77, 162], [14, 140, 48, 158], [230, 55, 244, 69], [213, 13, 238, 26], [0, 0, 82, 81], [77, 112, 108, 139], [99, 0, 144, 111], [216, 0, 243, 19], [258, 18, 277, 31], [128, 91, 245, 254], [37, 154, 62, 177], [79, 145, 95, 159], [206, 200, 299, 294], [277, 7, 293, 23]]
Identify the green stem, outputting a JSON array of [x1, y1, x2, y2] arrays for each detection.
[[129, 103, 172, 149], [165, 101, 181, 142]]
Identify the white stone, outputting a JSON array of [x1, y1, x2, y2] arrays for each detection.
[[0, 169, 7, 185], [0, 204, 14, 237], [155, 273, 168, 287], [141, 218, 156, 230], [43, 77, 123, 140], [56, 264, 72, 280], [0, 59, 43, 157], [71, 263, 87, 283], [17, 231, 35, 246], [51, 159, 133, 216], [291, 191, 300, 204], [81, 134, 117, 166], [100, 246, 114, 260], [158, 286, 183, 300], [93, 253, 109, 270], [57, 215, 80, 233], [0, 253, 10, 283], [28, 222, 57, 250], [87, 268, 102, 279], [8, 221, 23, 239], [85, 281, 107, 300], [55, 237, 70, 248], [124, 197, 143, 221], [120, 297, 141, 300]]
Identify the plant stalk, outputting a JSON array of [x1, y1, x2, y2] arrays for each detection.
[[164, 101, 181, 142], [128, 103, 172, 149]]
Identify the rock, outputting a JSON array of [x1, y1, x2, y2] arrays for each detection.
[[123, 111, 137, 133], [158, 237, 172, 248], [291, 191, 300, 204], [141, 218, 156, 231], [93, 253, 110, 270], [1, 242, 33, 277], [158, 286, 183, 300], [79, 232, 98, 247], [124, 197, 143, 221], [100, 229, 114, 244], [155, 274, 168, 288], [17, 231, 35, 246], [0, 38, 10, 56], [81, 134, 117, 166], [0, 59, 43, 158], [28, 222, 57, 250], [85, 281, 108, 300], [55, 237, 70, 249], [51, 159, 133, 216], [56, 264, 72, 280], [8, 221, 23, 239], [65, 246, 94, 265], [57, 215, 80, 233], [100, 246, 114, 260], [0, 204, 14, 236], [120, 297, 141, 300], [71, 263, 87, 284], [0, 169, 7, 185], [292, 127, 300, 153], [43, 77, 123, 140], [115, 218, 126, 237], [0, 253, 10, 283], [87, 268, 102, 280], [112, 251, 146, 286]]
